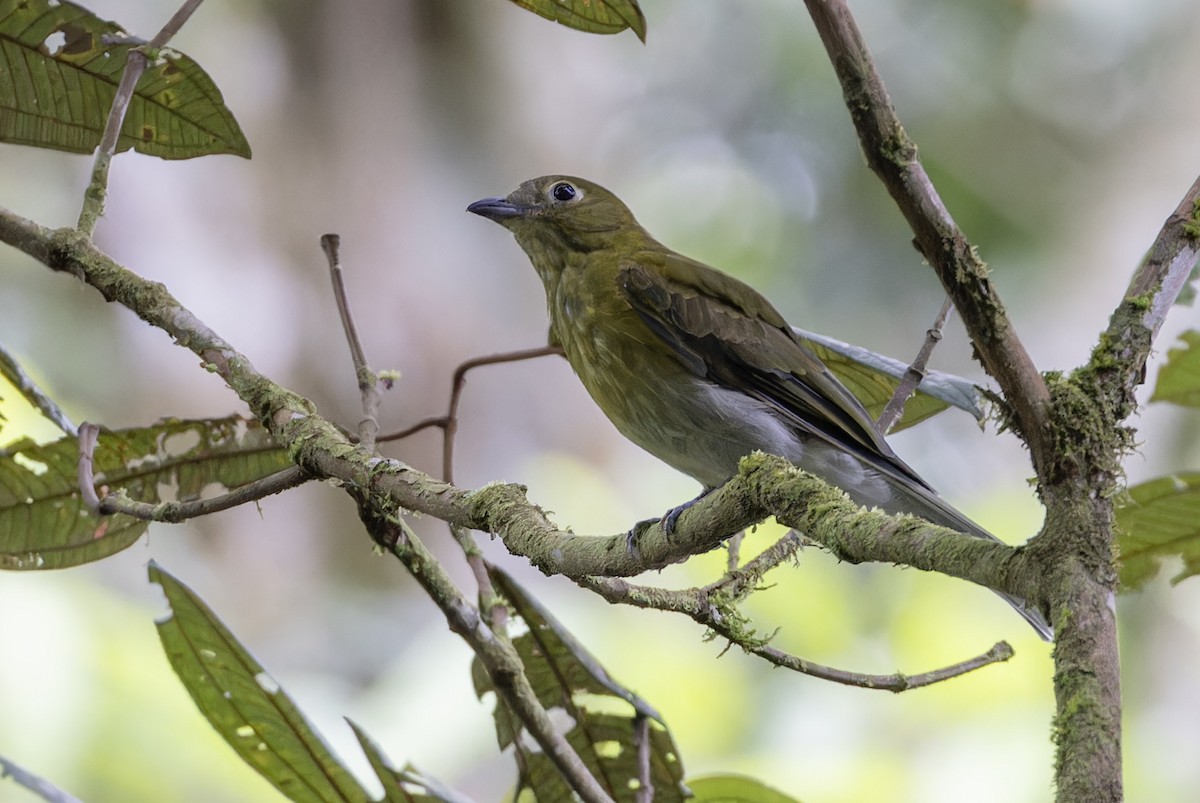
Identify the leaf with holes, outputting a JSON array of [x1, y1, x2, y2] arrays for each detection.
[[504, 0, 647, 42], [0, 0, 250, 158], [472, 566, 687, 802], [346, 721, 472, 803], [151, 562, 370, 803], [0, 416, 292, 570]]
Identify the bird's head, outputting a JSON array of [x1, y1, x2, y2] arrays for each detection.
[[468, 176, 641, 257]]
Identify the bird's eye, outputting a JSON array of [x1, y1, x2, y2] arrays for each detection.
[[550, 182, 578, 202]]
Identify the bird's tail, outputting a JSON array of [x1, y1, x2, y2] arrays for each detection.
[[885, 479, 1054, 642]]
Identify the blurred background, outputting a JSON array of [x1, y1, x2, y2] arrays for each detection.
[[2, 0, 1200, 799]]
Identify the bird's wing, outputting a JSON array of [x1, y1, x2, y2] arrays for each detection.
[[618, 256, 932, 490]]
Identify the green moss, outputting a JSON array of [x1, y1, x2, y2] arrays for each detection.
[[1183, 197, 1200, 239]]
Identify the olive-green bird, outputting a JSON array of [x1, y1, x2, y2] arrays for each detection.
[[468, 175, 1052, 641]]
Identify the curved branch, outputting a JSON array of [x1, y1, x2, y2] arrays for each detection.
[[803, 0, 1051, 469], [1102, 174, 1200, 394], [0, 207, 1036, 633], [467, 452, 1042, 606], [578, 533, 1015, 691], [362, 515, 613, 803]]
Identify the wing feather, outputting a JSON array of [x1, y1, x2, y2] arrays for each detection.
[[618, 258, 932, 491]]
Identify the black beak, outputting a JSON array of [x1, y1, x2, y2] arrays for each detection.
[[467, 197, 525, 221]]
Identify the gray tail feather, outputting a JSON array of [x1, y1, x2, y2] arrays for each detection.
[[995, 591, 1054, 642], [887, 479, 1055, 642]]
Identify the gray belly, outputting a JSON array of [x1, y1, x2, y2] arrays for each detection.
[[587, 367, 898, 511]]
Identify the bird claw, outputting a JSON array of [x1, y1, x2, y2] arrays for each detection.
[[626, 489, 712, 558], [624, 518, 655, 559], [661, 502, 689, 536]]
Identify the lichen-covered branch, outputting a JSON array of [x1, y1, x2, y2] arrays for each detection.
[[0, 204, 1040, 611], [578, 530, 1015, 692], [361, 515, 613, 803], [802, 0, 1051, 472], [1038, 156, 1200, 803]]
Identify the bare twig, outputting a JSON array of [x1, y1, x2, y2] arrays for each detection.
[[876, 296, 954, 434], [77, 0, 207, 235], [76, 422, 308, 522], [431, 348, 565, 621], [634, 714, 653, 803], [363, 514, 612, 803], [377, 415, 448, 442], [0, 755, 84, 803], [0, 344, 77, 436], [323, 234, 381, 451], [441, 346, 563, 484], [803, 0, 1051, 470], [376, 346, 563, 483], [725, 530, 744, 573], [145, 0, 207, 49], [76, 423, 103, 511]]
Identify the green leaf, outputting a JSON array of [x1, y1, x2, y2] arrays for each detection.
[[503, 0, 647, 42], [0, 0, 250, 158], [0, 416, 292, 570], [1116, 473, 1200, 590], [150, 562, 370, 803], [794, 327, 983, 431], [689, 774, 803, 803], [1151, 329, 1200, 408], [346, 722, 474, 803], [473, 566, 687, 802]]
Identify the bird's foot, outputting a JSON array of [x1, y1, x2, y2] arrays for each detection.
[[625, 487, 716, 557], [661, 501, 692, 536], [624, 518, 655, 559], [624, 502, 692, 559], [662, 486, 715, 536]]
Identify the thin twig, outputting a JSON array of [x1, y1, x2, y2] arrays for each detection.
[[433, 348, 566, 620], [376, 415, 449, 443], [634, 714, 653, 803], [77, 0, 207, 235], [725, 530, 744, 573], [707, 530, 806, 602], [76, 423, 102, 511], [0, 344, 77, 436], [0, 755, 84, 803], [324, 246, 539, 622], [146, 0, 207, 49], [580, 571, 1013, 691], [442, 346, 563, 484], [375, 346, 563, 482], [364, 514, 613, 803], [454, 520, 507, 632], [803, 0, 1052, 470], [876, 295, 953, 434], [76, 422, 308, 522], [323, 234, 381, 451], [436, 348, 563, 635]]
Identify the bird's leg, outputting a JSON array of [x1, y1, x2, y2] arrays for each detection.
[[625, 485, 717, 557], [662, 485, 716, 535]]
